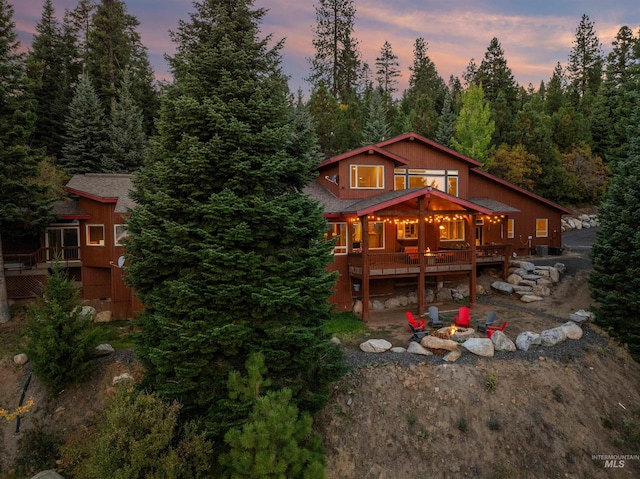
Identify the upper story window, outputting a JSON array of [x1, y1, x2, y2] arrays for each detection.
[[87, 224, 105, 246], [536, 218, 548, 238], [394, 169, 459, 196], [325, 222, 347, 255], [114, 224, 128, 246], [350, 165, 384, 189]]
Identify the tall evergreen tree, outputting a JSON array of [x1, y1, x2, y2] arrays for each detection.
[[124, 0, 344, 456], [474, 37, 518, 145], [401, 37, 446, 138], [567, 14, 603, 101], [361, 88, 390, 144], [27, 0, 79, 159], [375, 40, 400, 96], [103, 68, 146, 172], [65, 0, 96, 63], [451, 83, 494, 167], [434, 91, 455, 148], [589, 96, 640, 359], [308, 0, 362, 100], [0, 0, 51, 323], [545, 62, 566, 115], [59, 73, 107, 174]]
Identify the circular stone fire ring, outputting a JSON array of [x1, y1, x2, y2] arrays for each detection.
[[436, 326, 476, 341]]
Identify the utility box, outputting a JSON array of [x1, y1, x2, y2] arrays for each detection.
[[536, 245, 548, 256]]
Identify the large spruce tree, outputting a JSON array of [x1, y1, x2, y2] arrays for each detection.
[[0, 0, 51, 323], [125, 0, 344, 445], [589, 95, 640, 359]]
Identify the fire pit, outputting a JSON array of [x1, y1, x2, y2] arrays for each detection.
[[437, 324, 475, 341]]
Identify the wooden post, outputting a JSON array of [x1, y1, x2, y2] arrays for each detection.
[[417, 196, 426, 316], [469, 214, 477, 306], [361, 215, 370, 322]]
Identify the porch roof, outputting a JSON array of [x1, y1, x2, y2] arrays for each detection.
[[305, 183, 501, 218], [468, 197, 520, 215]]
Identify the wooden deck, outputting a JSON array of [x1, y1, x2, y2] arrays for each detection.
[[348, 245, 508, 278], [3, 246, 81, 272]]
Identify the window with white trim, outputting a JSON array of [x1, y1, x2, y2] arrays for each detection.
[[87, 224, 105, 246], [325, 223, 347, 254], [350, 165, 384, 189], [114, 224, 128, 246], [507, 219, 515, 239], [439, 220, 465, 241], [536, 218, 548, 238], [352, 221, 384, 249]]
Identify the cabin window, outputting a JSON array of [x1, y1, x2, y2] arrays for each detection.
[[439, 220, 465, 241], [394, 168, 459, 195], [350, 165, 384, 189], [114, 224, 128, 246], [352, 221, 384, 249], [397, 223, 418, 239], [507, 219, 514, 239], [45, 226, 80, 260], [87, 224, 105, 246], [536, 218, 548, 238], [325, 223, 347, 255]]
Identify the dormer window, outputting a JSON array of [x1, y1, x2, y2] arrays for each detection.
[[350, 165, 384, 189]]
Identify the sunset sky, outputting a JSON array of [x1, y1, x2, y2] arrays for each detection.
[[12, 0, 640, 95]]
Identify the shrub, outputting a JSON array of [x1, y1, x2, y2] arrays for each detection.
[[61, 385, 213, 478], [25, 262, 99, 393], [14, 422, 60, 476]]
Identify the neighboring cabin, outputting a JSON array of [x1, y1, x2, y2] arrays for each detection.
[[2, 132, 571, 321]]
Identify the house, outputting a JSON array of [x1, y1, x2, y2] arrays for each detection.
[[2, 174, 140, 320], [305, 132, 572, 321], [2, 133, 571, 322]]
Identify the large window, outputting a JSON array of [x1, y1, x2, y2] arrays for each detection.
[[46, 226, 80, 260], [507, 219, 515, 239], [87, 224, 105, 246], [397, 223, 418, 240], [325, 223, 347, 255], [439, 220, 465, 241], [394, 168, 459, 196], [352, 221, 384, 250], [536, 218, 548, 238], [350, 165, 384, 189]]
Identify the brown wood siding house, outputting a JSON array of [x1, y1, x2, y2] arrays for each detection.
[[307, 132, 572, 321]]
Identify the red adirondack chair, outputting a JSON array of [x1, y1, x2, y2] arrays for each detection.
[[487, 321, 508, 338], [406, 311, 425, 332], [454, 307, 470, 328]]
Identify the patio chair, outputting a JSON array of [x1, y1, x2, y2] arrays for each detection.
[[454, 306, 470, 328], [406, 311, 425, 332], [487, 321, 508, 338], [428, 306, 444, 327], [476, 311, 497, 333], [409, 323, 429, 342]]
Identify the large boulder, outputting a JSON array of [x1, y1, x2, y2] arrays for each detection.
[[420, 335, 458, 352], [407, 341, 433, 356], [491, 281, 514, 295], [360, 339, 392, 353], [462, 338, 494, 357], [490, 331, 516, 352], [540, 327, 568, 347], [559, 321, 583, 340], [516, 331, 541, 351]]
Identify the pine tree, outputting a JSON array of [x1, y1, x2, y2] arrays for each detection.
[[401, 37, 446, 138], [589, 96, 640, 359], [103, 68, 146, 172], [375, 41, 400, 96], [434, 91, 455, 147], [451, 83, 494, 167], [308, 0, 362, 99], [545, 62, 566, 115], [361, 88, 390, 144], [125, 0, 344, 448], [59, 73, 107, 174], [25, 262, 98, 393], [0, 0, 51, 323], [27, 0, 79, 159], [567, 14, 603, 101], [220, 354, 327, 478]]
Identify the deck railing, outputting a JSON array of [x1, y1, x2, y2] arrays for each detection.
[[348, 245, 508, 277], [3, 246, 81, 271]]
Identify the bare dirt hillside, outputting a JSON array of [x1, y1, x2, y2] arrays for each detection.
[[2, 245, 640, 478]]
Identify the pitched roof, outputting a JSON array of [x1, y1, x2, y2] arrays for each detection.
[[468, 197, 520, 215], [51, 199, 89, 219], [376, 132, 483, 168], [65, 174, 135, 215], [318, 145, 410, 169], [470, 169, 573, 215]]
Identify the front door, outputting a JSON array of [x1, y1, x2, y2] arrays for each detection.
[[46, 227, 80, 260]]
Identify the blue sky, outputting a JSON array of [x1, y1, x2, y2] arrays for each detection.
[[12, 0, 640, 95]]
